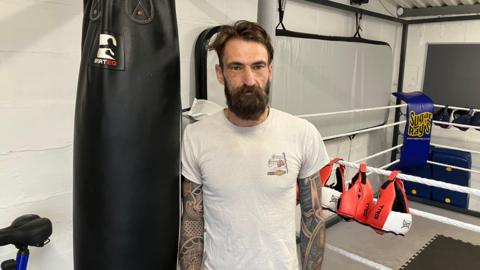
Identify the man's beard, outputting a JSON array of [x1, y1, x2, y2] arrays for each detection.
[[225, 81, 270, 121]]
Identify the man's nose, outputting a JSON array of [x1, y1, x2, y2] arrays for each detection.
[[242, 67, 256, 86]]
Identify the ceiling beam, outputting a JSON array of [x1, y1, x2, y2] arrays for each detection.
[[304, 0, 405, 23], [400, 3, 480, 17]]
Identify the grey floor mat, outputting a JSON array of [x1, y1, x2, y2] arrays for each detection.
[[400, 234, 480, 270]]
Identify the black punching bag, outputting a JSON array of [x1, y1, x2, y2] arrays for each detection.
[[74, 0, 180, 269]]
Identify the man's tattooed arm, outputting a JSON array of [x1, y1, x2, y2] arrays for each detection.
[[298, 172, 326, 270], [179, 177, 204, 270]]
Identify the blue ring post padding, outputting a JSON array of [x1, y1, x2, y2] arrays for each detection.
[[392, 92, 433, 169], [74, 0, 180, 269]]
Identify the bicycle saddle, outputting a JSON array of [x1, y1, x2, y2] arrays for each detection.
[[0, 214, 52, 248]]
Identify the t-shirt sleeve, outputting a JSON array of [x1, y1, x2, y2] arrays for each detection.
[[181, 126, 203, 185], [298, 121, 330, 179]]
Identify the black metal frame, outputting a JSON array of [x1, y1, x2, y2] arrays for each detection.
[[304, 0, 404, 23], [194, 26, 220, 100], [390, 23, 408, 162]]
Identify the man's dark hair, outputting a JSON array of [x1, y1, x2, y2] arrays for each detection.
[[208, 20, 274, 67]]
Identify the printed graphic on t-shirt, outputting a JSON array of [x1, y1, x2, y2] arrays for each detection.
[[267, 153, 288, 176]]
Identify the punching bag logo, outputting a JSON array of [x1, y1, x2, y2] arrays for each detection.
[[93, 33, 124, 70], [97, 34, 117, 60]]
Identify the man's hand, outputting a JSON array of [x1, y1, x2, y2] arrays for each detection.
[[179, 177, 204, 270], [298, 171, 326, 270]]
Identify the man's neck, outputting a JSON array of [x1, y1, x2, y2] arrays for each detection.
[[224, 107, 270, 127]]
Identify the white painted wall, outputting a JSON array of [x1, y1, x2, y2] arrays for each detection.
[[2, 0, 478, 269], [0, 0, 81, 268]]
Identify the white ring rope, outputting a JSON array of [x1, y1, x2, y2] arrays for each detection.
[[432, 120, 479, 130], [295, 103, 479, 120], [294, 103, 479, 119], [408, 208, 480, 233], [366, 160, 400, 176], [297, 104, 406, 118], [336, 160, 480, 234], [338, 160, 480, 197], [434, 104, 480, 113], [326, 244, 393, 270], [366, 198, 480, 234], [355, 144, 403, 163], [426, 160, 480, 175], [324, 121, 406, 140], [379, 159, 400, 170]]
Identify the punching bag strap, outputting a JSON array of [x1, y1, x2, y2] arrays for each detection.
[[354, 12, 363, 38], [276, 0, 287, 30]]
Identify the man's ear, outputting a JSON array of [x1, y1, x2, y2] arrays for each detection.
[[215, 64, 225, 85], [268, 63, 273, 81]]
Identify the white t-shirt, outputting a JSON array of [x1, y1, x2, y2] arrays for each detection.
[[182, 108, 329, 270]]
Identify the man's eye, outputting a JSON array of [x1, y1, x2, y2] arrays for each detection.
[[230, 66, 242, 71], [253, 65, 265, 70]]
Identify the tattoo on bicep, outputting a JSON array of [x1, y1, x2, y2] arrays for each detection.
[[179, 178, 204, 270], [182, 179, 204, 220], [299, 173, 326, 270]]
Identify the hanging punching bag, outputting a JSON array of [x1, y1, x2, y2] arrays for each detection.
[[74, 0, 180, 269]]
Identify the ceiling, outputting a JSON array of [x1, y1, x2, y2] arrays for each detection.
[[392, 0, 478, 8], [387, 0, 480, 17]]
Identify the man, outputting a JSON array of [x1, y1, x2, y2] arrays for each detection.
[[180, 20, 330, 270]]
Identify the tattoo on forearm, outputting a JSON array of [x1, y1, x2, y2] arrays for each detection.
[[299, 172, 326, 270], [179, 178, 204, 270]]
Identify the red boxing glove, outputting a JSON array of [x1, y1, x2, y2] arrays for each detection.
[[319, 158, 346, 212], [337, 164, 374, 224], [367, 170, 412, 235]]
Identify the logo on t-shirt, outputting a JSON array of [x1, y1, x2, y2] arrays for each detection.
[[267, 153, 288, 176]]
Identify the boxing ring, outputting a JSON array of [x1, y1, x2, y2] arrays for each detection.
[[297, 101, 480, 269]]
